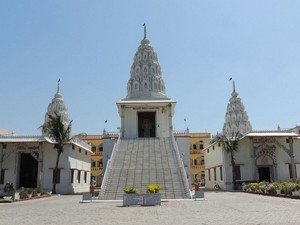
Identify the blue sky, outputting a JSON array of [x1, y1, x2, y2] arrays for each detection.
[[1, 1, 300, 135]]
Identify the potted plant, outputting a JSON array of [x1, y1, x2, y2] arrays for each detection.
[[19, 187, 28, 199], [27, 189, 33, 198], [36, 186, 42, 197], [123, 186, 142, 206], [143, 184, 162, 206]]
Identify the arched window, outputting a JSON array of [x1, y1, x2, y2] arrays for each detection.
[[144, 83, 148, 88]]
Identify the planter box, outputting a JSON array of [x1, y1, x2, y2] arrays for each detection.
[[123, 193, 161, 206], [123, 194, 144, 206], [143, 193, 161, 206], [194, 190, 204, 199]]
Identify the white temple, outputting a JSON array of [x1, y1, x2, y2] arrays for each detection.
[[117, 25, 176, 139], [100, 26, 190, 199], [223, 81, 252, 136]]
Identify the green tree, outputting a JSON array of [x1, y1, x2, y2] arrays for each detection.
[[42, 113, 72, 194], [214, 132, 241, 190]]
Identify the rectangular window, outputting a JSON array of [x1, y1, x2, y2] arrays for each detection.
[[199, 144, 204, 149], [71, 169, 74, 183], [289, 164, 298, 179], [220, 167, 223, 181], [77, 170, 81, 183], [194, 159, 197, 166], [2, 144, 7, 149], [193, 144, 197, 150], [84, 171, 87, 183], [52, 169, 61, 184], [235, 165, 241, 180], [201, 159, 205, 165], [79, 148, 81, 153], [0, 169, 5, 184], [92, 161, 96, 167], [208, 169, 211, 181], [92, 147, 96, 152], [99, 146, 103, 152], [72, 144, 75, 150], [214, 168, 216, 181]]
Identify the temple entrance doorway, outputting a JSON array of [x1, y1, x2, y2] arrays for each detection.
[[138, 112, 156, 137], [19, 153, 38, 188], [258, 167, 271, 182]]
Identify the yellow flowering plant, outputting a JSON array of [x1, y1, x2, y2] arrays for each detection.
[[123, 186, 137, 194], [147, 184, 162, 194]]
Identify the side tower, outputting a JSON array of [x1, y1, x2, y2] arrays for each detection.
[[222, 81, 252, 136], [117, 25, 176, 138]]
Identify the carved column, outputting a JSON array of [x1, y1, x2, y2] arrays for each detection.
[[289, 137, 296, 180], [0, 144, 3, 182], [250, 139, 257, 181], [168, 104, 173, 137], [38, 142, 44, 188], [121, 106, 125, 138]]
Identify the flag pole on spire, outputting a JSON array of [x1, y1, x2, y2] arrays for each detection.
[[229, 77, 235, 92], [57, 79, 61, 93], [143, 23, 147, 39]]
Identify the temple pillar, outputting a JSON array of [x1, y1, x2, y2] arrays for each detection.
[[288, 137, 296, 180]]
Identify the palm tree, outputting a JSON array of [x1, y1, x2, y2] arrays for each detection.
[[42, 113, 72, 194], [214, 132, 241, 190]]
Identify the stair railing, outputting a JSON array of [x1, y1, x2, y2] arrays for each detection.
[[99, 134, 121, 197], [171, 136, 192, 199]]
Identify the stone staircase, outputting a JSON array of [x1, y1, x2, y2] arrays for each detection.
[[100, 137, 190, 200]]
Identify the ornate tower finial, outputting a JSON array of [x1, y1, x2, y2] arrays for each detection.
[[57, 79, 61, 94], [143, 23, 147, 39], [233, 80, 236, 92]]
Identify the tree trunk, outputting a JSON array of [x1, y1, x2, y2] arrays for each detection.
[[52, 148, 62, 194], [231, 151, 237, 190]]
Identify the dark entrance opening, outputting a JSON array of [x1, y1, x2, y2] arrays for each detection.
[[19, 153, 38, 188], [258, 167, 271, 182], [138, 112, 156, 138]]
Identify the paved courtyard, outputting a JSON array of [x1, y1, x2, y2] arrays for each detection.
[[0, 192, 300, 225]]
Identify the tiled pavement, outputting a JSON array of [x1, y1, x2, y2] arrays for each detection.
[[0, 192, 299, 225]]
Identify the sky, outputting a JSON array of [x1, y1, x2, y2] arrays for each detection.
[[1, 0, 300, 136]]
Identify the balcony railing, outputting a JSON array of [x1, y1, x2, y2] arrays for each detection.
[[92, 152, 103, 156], [190, 150, 204, 154], [191, 165, 205, 170]]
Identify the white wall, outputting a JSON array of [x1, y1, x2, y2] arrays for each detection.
[[0, 141, 91, 194], [121, 103, 174, 138]]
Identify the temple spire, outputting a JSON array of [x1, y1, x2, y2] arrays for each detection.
[[57, 79, 60, 94], [143, 23, 147, 39]]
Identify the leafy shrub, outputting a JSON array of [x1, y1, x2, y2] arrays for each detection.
[[147, 184, 162, 194], [123, 186, 137, 194]]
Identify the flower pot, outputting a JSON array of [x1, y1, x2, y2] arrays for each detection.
[[28, 194, 32, 198], [276, 190, 281, 195], [123, 194, 143, 206], [143, 193, 161, 206]]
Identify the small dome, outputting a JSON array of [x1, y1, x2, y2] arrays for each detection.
[[43, 80, 71, 135]]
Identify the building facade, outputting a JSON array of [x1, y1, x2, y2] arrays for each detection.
[[205, 82, 299, 190], [0, 82, 92, 194]]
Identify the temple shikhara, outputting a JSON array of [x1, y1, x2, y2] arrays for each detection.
[[98, 25, 191, 199]]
